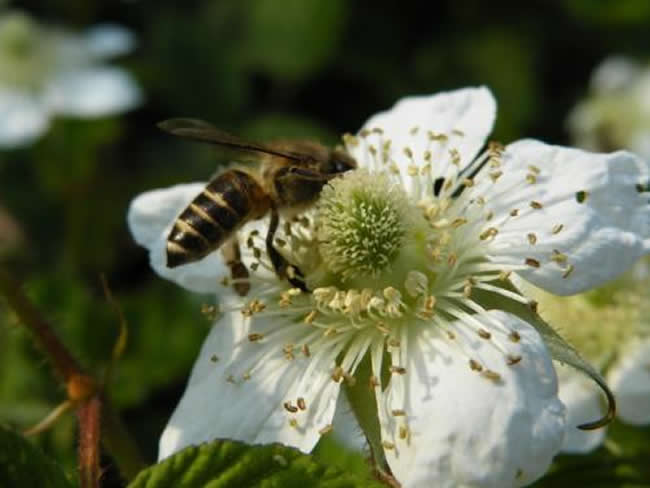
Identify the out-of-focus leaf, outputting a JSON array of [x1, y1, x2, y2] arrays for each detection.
[[244, 113, 337, 145], [128, 439, 383, 488], [0, 425, 74, 488], [244, 0, 348, 82]]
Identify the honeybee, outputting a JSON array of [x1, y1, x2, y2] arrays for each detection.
[[159, 118, 357, 295]]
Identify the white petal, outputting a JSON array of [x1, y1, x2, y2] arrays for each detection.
[[589, 56, 643, 94], [84, 24, 136, 59], [486, 140, 650, 295], [159, 309, 341, 459], [347, 87, 496, 196], [556, 366, 606, 453], [127, 183, 230, 294], [0, 90, 49, 148], [608, 339, 650, 425], [374, 311, 565, 488], [45, 67, 142, 117]]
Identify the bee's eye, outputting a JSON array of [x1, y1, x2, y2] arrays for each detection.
[[333, 159, 355, 173]]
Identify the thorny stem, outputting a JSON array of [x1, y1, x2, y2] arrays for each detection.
[[0, 267, 147, 482], [77, 396, 102, 488]]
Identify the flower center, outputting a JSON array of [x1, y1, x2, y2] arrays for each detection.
[[0, 12, 51, 88], [317, 170, 411, 282]]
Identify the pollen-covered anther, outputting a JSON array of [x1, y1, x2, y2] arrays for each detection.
[[479, 227, 499, 241], [525, 258, 540, 268], [527, 233, 537, 245], [489, 170, 503, 182], [201, 304, 219, 320], [383, 287, 405, 317], [478, 328, 491, 340], [530, 200, 543, 210], [399, 425, 411, 441], [481, 369, 502, 382], [509, 330, 521, 342], [331, 366, 344, 383], [563, 264, 575, 278], [284, 401, 298, 413], [551, 249, 568, 265], [248, 333, 264, 342], [507, 354, 523, 365], [391, 409, 406, 416], [405, 271, 429, 297], [242, 299, 266, 317], [283, 343, 295, 360], [469, 359, 483, 372], [510, 208, 519, 217]]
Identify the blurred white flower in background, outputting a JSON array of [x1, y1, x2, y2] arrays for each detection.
[[519, 260, 650, 454], [568, 56, 650, 159], [0, 9, 142, 149]]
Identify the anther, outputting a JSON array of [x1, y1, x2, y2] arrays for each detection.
[[390, 366, 407, 375], [507, 355, 522, 365], [302, 344, 311, 357], [481, 370, 501, 382], [551, 224, 564, 234], [527, 233, 537, 245], [331, 366, 344, 383], [369, 375, 380, 388], [382, 441, 395, 450], [391, 409, 406, 416], [510, 208, 519, 217], [509, 331, 521, 342], [210, 354, 219, 363], [562, 264, 575, 278], [248, 333, 264, 342], [525, 258, 540, 268], [478, 328, 491, 340], [297, 397, 307, 410], [530, 201, 543, 209], [469, 359, 483, 372], [284, 401, 298, 413]]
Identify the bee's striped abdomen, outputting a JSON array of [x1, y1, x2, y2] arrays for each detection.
[[166, 170, 267, 268]]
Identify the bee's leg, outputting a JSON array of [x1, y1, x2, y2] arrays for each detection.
[[221, 238, 250, 296], [266, 205, 308, 291]]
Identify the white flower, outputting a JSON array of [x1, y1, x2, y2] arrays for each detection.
[[567, 55, 650, 160], [128, 87, 650, 487], [0, 10, 142, 149], [519, 263, 650, 454]]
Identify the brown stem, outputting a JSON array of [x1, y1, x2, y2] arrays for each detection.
[[77, 396, 102, 488], [0, 268, 81, 380], [0, 267, 148, 481]]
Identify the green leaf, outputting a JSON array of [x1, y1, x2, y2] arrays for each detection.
[[128, 439, 384, 488], [0, 425, 74, 488]]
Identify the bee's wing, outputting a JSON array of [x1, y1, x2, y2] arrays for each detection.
[[158, 118, 308, 163]]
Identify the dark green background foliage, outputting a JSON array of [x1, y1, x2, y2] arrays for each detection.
[[1, 1, 650, 486]]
